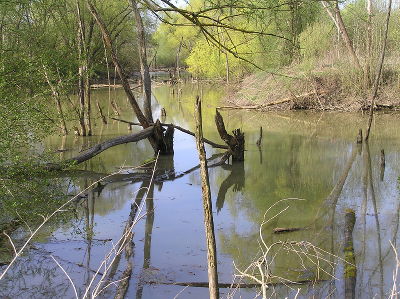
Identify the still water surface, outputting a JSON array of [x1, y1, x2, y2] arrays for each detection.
[[1, 82, 400, 298]]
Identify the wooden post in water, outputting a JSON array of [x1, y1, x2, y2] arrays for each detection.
[[194, 96, 219, 299], [344, 209, 356, 299], [380, 149, 385, 181], [256, 126, 263, 147], [356, 129, 363, 144]]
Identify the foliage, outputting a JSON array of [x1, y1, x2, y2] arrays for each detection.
[[299, 19, 335, 64]]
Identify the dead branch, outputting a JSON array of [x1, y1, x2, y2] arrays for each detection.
[[110, 117, 228, 149]]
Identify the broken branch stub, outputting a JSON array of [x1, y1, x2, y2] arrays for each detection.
[[215, 109, 245, 161], [152, 120, 174, 155]]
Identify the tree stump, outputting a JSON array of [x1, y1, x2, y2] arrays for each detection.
[[215, 109, 244, 161], [153, 120, 174, 155]]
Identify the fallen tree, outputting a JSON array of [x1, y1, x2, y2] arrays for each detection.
[[45, 127, 154, 171]]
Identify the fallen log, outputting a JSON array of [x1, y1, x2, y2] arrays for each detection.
[[273, 227, 306, 234], [145, 279, 328, 288], [265, 90, 328, 107], [216, 105, 261, 110], [110, 117, 228, 149], [46, 127, 154, 170]]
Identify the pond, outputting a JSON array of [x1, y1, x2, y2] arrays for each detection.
[[1, 81, 400, 298]]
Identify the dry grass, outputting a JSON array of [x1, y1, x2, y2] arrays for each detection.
[[226, 198, 347, 299], [225, 59, 400, 112]]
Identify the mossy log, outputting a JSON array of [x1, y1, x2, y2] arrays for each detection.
[[344, 209, 356, 299]]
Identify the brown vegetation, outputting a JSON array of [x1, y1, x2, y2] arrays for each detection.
[[225, 67, 400, 112]]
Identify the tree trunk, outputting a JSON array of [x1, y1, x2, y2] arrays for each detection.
[[365, 0, 373, 86], [96, 100, 107, 124], [176, 37, 183, 79], [76, 0, 87, 136], [224, 51, 229, 84], [42, 66, 68, 135], [365, 0, 392, 141], [321, 1, 362, 71], [194, 97, 219, 299], [88, 0, 175, 154], [130, 0, 153, 123], [84, 70, 92, 135], [87, 0, 148, 127]]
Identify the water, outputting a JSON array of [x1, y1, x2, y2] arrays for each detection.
[[1, 82, 400, 298]]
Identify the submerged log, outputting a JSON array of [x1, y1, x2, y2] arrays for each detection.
[[145, 278, 329, 288], [215, 109, 245, 161], [273, 227, 306, 234], [344, 209, 356, 299], [46, 127, 154, 170]]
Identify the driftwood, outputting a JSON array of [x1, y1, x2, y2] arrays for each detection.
[[46, 127, 154, 170], [111, 117, 228, 149], [216, 105, 261, 110], [216, 91, 328, 111], [215, 110, 244, 161]]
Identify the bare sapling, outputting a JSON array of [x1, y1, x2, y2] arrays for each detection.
[[365, 0, 393, 141]]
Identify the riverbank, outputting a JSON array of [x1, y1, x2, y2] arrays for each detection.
[[225, 64, 400, 111]]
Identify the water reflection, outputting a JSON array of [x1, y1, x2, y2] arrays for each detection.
[[216, 162, 245, 213], [2, 83, 400, 298]]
